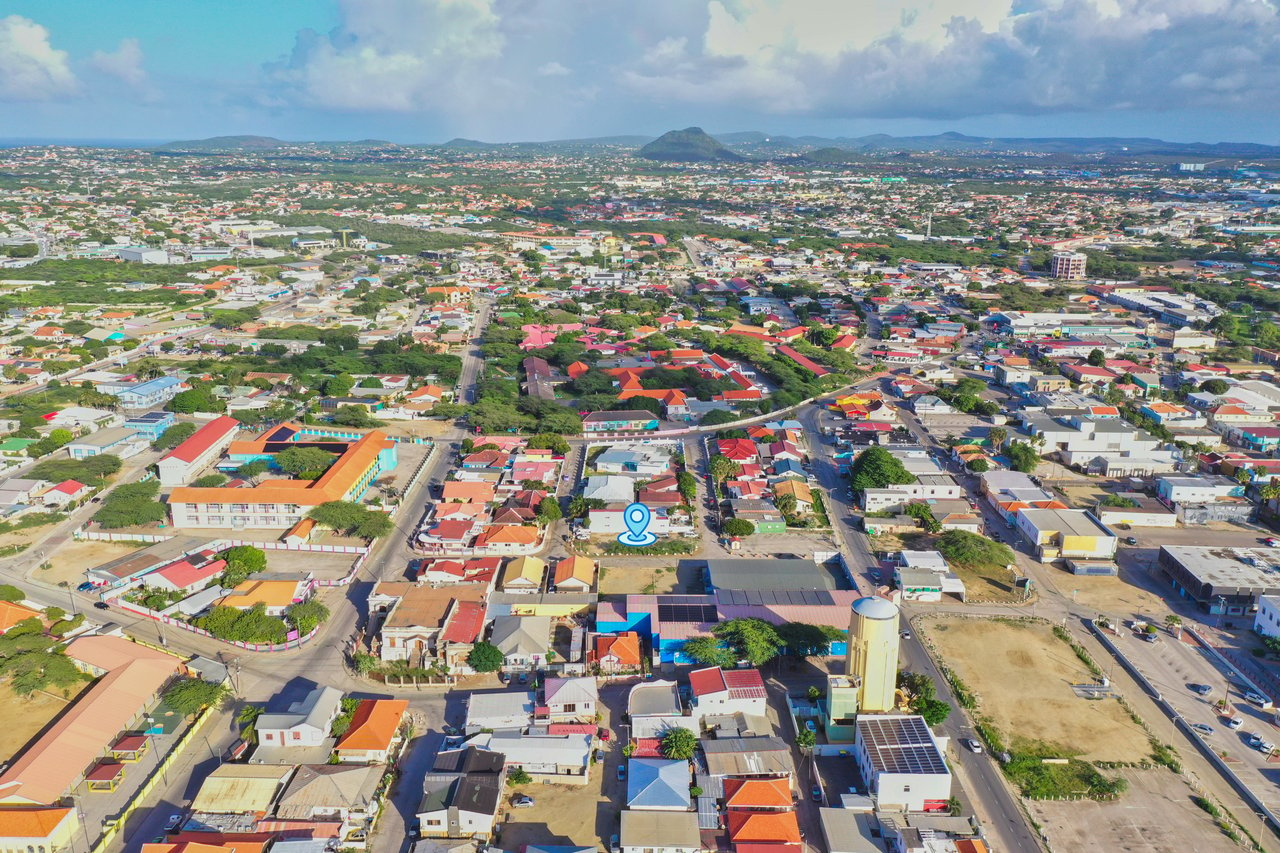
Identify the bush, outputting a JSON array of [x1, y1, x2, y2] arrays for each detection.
[[507, 767, 532, 786], [29, 454, 121, 483], [196, 603, 288, 644], [0, 584, 24, 602], [721, 518, 755, 537], [93, 479, 167, 528], [220, 545, 267, 587], [937, 529, 1015, 568], [308, 501, 394, 539], [286, 599, 330, 635], [163, 677, 229, 716], [660, 727, 698, 760], [152, 422, 197, 451]]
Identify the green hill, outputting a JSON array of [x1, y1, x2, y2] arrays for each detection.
[[637, 127, 746, 163]]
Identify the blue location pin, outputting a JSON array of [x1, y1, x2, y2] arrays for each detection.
[[618, 502, 657, 547]]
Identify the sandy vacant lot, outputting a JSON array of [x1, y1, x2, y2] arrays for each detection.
[[496, 768, 619, 852], [1030, 768, 1239, 852], [929, 617, 1149, 762], [1056, 567, 1170, 620], [0, 682, 81, 763], [599, 562, 699, 595], [40, 539, 146, 586]]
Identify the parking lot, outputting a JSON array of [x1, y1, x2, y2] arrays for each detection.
[[1113, 626, 1280, 812]]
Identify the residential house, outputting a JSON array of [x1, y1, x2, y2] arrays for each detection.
[[464, 692, 535, 735], [66, 427, 148, 460], [372, 583, 488, 665], [688, 667, 768, 728], [39, 479, 92, 508], [468, 731, 592, 785], [619, 810, 701, 853], [333, 699, 409, 764], [499, 556, 545, 594], [593, 632, 642, 673], [581, 411, 660, 434], [489, 615, 551, 671], [256, 686, 344, 750], [541, 677, 597, 722], [215, 578, 309, 616], [552, 556, 595, 592], [626, 758, 691, 810], [418, 747, 505, 840], [272, 763, 383, 846]]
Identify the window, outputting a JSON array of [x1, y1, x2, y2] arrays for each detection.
[[292, 731, 301, 740], [426, 819, 442, 826], [562, 703, 576, 713]]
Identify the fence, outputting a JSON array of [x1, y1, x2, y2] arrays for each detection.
[[113, 598, 321, 652], [90, 704, 218, 853], [73, 525, 370, 555], [1088, 619, 1280, 840]]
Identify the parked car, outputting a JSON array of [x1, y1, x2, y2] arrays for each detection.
[[900, 630, 912, 640], [609, 834, 620, 853], [962, 738, 984, 754], [1264, 538, 1280, 548], [1189, 683, 1213, 696], [617, 765, 626, 781], [598, 727, 611, 741], [164, 814, 183, 831], [1190, 723, 1214, 736], [1125, 536, 1139, 546], [1252, 736, 1276, 753], [810, 784, 823, 803], [76, 581, 95, 592], [498, 672, 509, 684], [1227, 717, 1244, 730], [511, 795, 535, 808], [93, 601, 109, 610], [1245, 691, 1269, 707]]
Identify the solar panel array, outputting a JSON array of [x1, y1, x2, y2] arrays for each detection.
[[857, 716, 948, 775], [658, 602, 719, 623], [716, 589, 836, 606]]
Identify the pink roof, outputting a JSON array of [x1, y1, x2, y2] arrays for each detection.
[[163, 416, 239, 464], [51, 479, 88, 495], [689, 666, 767, 699], [153, 557, 226, 589]]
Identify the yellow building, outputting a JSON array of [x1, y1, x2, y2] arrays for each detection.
[[500, 556, 546, 593], [1015, 508, 1118, 562], [846, 596, 900, 714]]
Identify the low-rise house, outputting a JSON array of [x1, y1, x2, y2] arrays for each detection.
[[541, 676, 597, 722], [627, 758, 691, 810], [271, 763, 383, 845], [0, 806, 77, 853], [66, 427, 147, 460], [418, 747, 505, 840], [593, 632, 642, 673], [701, 736, 794, 783], [39, 479, 92, 508], [256, 685, 344, 750], [499, 556, 545, 594], [552, 556, 595, 592], [469, 731, 592, 784], [146, 552, 227, 595], [215, 577, 310, 616], [489, 614, 551, 670], [333, 699, 409, 764], [464, 691, 536, 734], [372, 583, 488, 664], [619, 810, 701, 853], [688, 667, 767, 727], [727, 810, 802, 846]]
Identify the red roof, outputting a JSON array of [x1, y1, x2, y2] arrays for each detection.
[[776, 345, 831, 377], [688, 666, 767, 699], [154, 557, 226, 589], [440, 601, 486, 644], [163, 416, 239, 464], [51, 479, 88, 495], [717, 439, 757, 461], [546, 723, 597, 735]]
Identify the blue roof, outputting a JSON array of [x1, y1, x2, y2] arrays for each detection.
[[627, 758, 691, 809], [116, 376, 180, 395]]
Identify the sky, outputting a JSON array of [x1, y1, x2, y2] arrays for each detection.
[[3, 0, 1280, 145]]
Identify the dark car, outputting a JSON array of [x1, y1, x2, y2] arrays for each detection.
[[93, 601, 110, 610], [76, 581, 96, 592], [1189, 683, 1212, 696], [810, 784, 823, 803], [1125, 536, 1138, 546]]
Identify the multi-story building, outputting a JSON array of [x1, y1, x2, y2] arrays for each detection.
[[157, 416, 240, 487], [1049, 251, 1087, 280]]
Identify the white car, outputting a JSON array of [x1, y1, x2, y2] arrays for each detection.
[[1245, 691, 1269, 707], [1190, 723, 1214, 736], [1227, 717, 1244, 730]]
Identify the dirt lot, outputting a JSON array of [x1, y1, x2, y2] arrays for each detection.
[[1054, 562, 1171, 619], [598, 561, 700, 595], [1058, 481, 1110, 508], [928, 617, 1150, 762], [1029, 768, 1240, 852], [0, 682, 82, 763], [39, 539, 146, 586]]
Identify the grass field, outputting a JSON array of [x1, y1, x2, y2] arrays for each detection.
[[930, 617, 1149, 763]]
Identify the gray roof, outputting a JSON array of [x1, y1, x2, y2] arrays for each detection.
[[627, 758, 692, 809], [620, 810, 700, 849], [258, 685, 343, 734], [705, 558, 842, 592], [701, 736, 794, 777], [628, 680, 682, 717], [275, 764, 382, 818], [490, 614, 551, 656]]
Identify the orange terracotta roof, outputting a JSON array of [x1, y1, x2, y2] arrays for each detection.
[[0, 806, 72, 838], [215, 580, 300, 610], [595, 632, 642, 666], [0, 600, 41, 634], [727, 810, 801, 844], [335, 699, 408, 752], [723, 777, 792, 809], [170, 429, 391, 508], [475, 525, 539, 546]]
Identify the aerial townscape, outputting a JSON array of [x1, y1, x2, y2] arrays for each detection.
[[6, 4, 1280, 853]]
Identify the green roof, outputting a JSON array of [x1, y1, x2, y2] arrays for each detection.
[[0, 438, 37, 452]]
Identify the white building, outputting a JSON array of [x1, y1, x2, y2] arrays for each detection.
[[687, 666, 768, 727], [156, 416, 240, 487], [1254, 595, 1280, 639], [854, 715, 952, 812], [256, 685, 344, 750]]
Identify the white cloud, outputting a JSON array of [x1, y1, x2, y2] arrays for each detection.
[[89, 38, 148, 87], [0, 15, 78, 101], [265, 0, 1280, 133]]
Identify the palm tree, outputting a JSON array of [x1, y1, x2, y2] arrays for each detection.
[[237, 704, 264, 743], [1260, 482, 1280, 505], [1164, 614, 1182, 639], [988, 426, 1008, 452]]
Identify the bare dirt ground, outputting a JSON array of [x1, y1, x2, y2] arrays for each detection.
[[260, 548, 356, 580], [928, 617, 1150, 762], [598, 561, 699, 595], [1029, 768, 1242, 852], [381, 420, 453, 439], [39, 539, 146, 586], [1054, 564, 1171, 619], [0, 523, 58, 550], [0, 682, 82, 763], [496, 770, 617, 852]]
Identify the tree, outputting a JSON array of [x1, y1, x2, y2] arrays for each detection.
[[660, 727, 698, 760], [721, 518, 755, 537], [220, 545, 267, 587], [699, 408, 739, 427], [275, 446, 337, 479], [713, 617, 782, 667], [238, 704, 264, 743], [191, 473, 228, 488], [1200, 378, 1230, 395], [1006, 441, 1040, 473], [467, 641, 505, 672], [286, 600, 330, 634], [0, 585, 24, 603], [775, 493, 798, 516], [93, 480, 167, 528], [236, 459, 269, 483], [681, 635, 736, 669], [332, 405, 381, 428], [323, 373, 356, 397], [676, 471, 698, 504], [848, 446, 917, 493], [1164, 614, 1182, 638], [353, 652, 379, 674], [898, 671, 951, 725], [536, 497, 562, 524], [526, 433, 570, 455], [507, 767, 532, 786], [1099, 494, 1139, 508], [903, 501, 941, 533], [1086, 348, 1106, 367], [796, 729, 816, 749], [937, 529, 1015, 568], [168, 387, 225, 414], [776, 622, 846, 657], [965, 458, 990, 473], [708, 454, 741, 483], [152, 422, 197, 451], [163, 677, 229, 716]]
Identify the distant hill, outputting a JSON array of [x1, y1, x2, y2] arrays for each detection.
[[784, 131, 1280, 158], [157, 135, 289, 151], [638, 127, 746, 162]]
